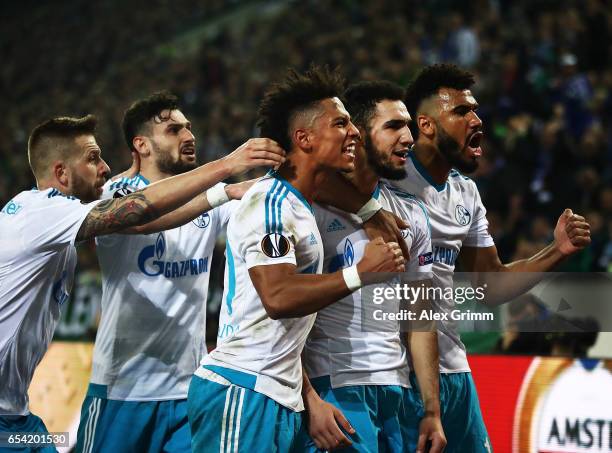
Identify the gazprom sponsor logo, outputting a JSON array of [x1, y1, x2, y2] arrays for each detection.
[[137, 232, 209, 278], [344, 239, 355, 267], [218, 323, 239, 339], [52, 271, 70, 305], [1, 200, 22, 215], [433, 245, 458, 266]]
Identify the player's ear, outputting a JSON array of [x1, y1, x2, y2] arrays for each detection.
[[293, 128, 312, 153], [417, 114, 434, 138], [53, 161, 69, 187], [132, 136, 151, 158]]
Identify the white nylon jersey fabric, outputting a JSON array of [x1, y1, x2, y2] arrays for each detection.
[[305, 181, 433, 388], [91, 175, 234, 400], [390, 153, 494, 373], [0, 189, 100, 414], [199, 174, 323, 412]]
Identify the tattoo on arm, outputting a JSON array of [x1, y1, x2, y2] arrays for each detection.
[[77, 192, 158, 241]]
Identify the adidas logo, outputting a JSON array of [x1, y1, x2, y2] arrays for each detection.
[[309, 232, 318, 245], [327, 218, 345, 232]]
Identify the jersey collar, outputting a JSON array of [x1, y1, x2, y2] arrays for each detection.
[[270, 172, 314, 214], [409, 152, 447, 192]]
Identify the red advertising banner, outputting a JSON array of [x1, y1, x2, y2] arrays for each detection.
[[470, 355, 612, 453]]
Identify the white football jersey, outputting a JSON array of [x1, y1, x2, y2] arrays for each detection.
[[390, 153, 494, 373], [199, 174, 323, 412], [91, 175, 234, 400], [0, 189, 100, 415], [305, 182, 432, 388]]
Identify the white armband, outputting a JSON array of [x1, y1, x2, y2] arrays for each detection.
[[342, 265, 362, 291], [206, 183, 230, 208], [356, 197, 382, 222]]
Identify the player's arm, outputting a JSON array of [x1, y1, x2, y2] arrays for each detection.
[[315, 171, 410, 259], [122, 180, 253, 234], [77, 139, 284, 241], [248, 238, 404, 319], [404, 280, 446, 453], [302, 368, 354, 450], [459, 209, 591, 305]]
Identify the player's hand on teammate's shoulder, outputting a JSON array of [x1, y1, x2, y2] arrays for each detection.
[[363, 209, 411, 261], [225, 178, 257, 200], [358, 237, 406, 277], [553, 208, 591, 256], [223, 138, 286, 175], [111, 151, 140, 181]]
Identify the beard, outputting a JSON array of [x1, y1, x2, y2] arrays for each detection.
[[69, 172, 101, 203], [364, 133, 407, 180], [152, 140, 197, 175], [435, 120, 479, 174]]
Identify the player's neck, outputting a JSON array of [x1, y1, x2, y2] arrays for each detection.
[[275, 159, 325, 205], [37, 179, 70, 196], [139, 163, 171, 184], [413, 143, 451, 184], [346, 159, 378, 198]]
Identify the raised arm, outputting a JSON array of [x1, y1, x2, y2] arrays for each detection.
[[459, 209, 591, 305], [77, 139, 284, 241], [122, 179, 255, 235]]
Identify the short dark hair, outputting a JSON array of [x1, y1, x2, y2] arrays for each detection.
[[122, 91, 179, 151], [28, 114, 97, 180], [256, 65, 345, 151], [343, 80, 405, 130], [404, 64, 475, 116]]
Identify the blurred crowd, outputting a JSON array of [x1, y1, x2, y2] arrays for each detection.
[[2, 0, 611, 277]]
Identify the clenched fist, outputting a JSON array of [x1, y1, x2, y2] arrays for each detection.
[[553, 209, 591, 256], [357, 237, 406, 275]]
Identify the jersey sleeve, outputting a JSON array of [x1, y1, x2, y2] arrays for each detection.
[[27, 194, 101, 251], [463, 184, 495, 248], [216, 199, 239, 228], [406, 200, 433, 278], [238, 192, 298, 269]]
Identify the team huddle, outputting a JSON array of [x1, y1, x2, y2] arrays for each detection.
[[0, 64, 591, 453]]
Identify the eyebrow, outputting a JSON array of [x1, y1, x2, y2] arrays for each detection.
[[166, 121, 191, 130], [383, 119, 409, 128], [458, 100, 479, 109]]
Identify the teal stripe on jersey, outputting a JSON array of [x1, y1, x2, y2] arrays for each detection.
[[225, 240, 236, 315], [388, 187, 432, 238], [275, 187, 289, 234], [265, 179, 280, 234], [270, 185, 284, 234]]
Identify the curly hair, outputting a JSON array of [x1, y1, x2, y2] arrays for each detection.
[[404, 64, 475, 116], [122, 91, 179, 151], [256, 64, 345, 151], [343, 80, 405, 130]]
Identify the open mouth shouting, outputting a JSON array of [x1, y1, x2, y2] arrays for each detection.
[[466, 131, 483, 158], [342, 141, 356, 161], [181, 143, 196, 159]]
